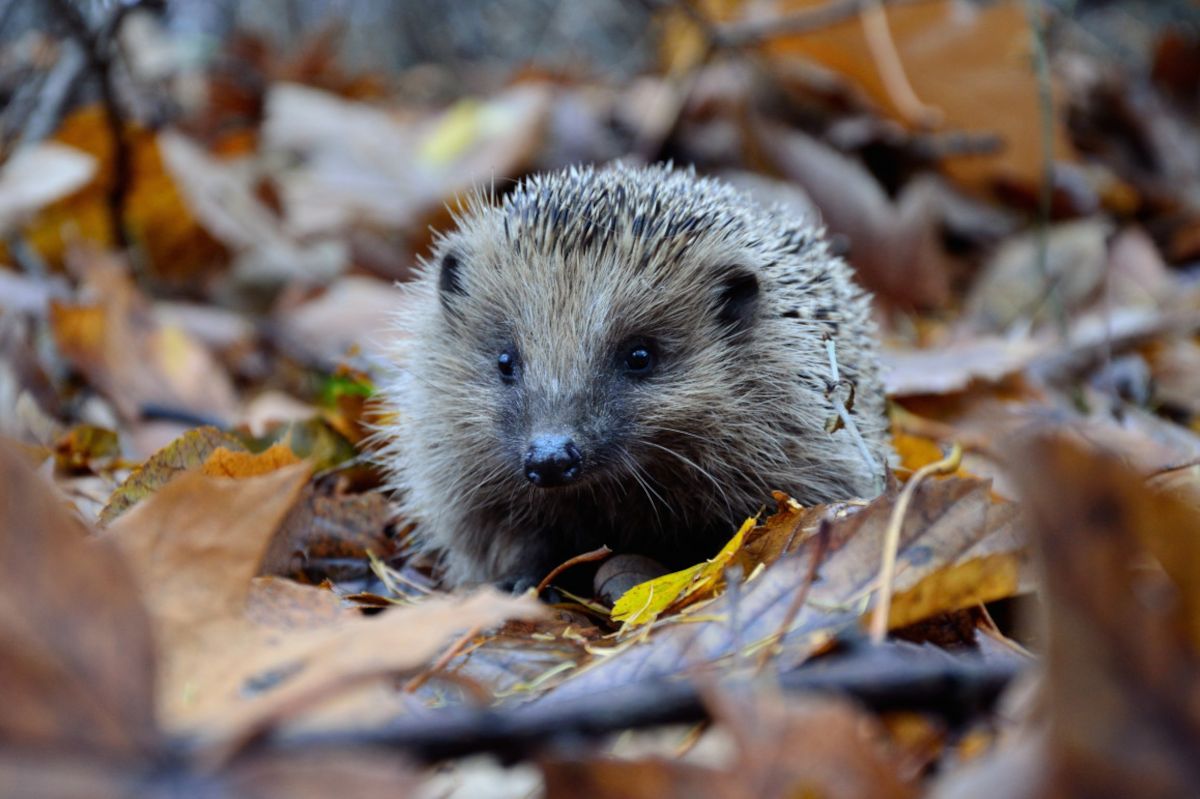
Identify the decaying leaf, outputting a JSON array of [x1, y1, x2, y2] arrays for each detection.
[[0, 445, 421, 797], [99, 426, 246, 524]]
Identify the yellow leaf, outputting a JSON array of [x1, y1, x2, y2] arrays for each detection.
[[419, 99, 483, 165], [880, 552, 1023, 631], [612, 516, 756, 627]]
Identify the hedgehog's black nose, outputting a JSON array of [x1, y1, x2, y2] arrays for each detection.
[[524, 435, 582, 488]]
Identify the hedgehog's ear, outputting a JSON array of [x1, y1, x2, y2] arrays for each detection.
[[439, 251, 466, 298], [715, 268, 759, 336]]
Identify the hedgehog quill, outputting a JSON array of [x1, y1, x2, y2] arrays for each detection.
[[378, 164, 889, 589]]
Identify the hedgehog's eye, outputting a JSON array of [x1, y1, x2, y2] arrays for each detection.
[[621, 340, 655, 376], [497, 350, 518, 383]]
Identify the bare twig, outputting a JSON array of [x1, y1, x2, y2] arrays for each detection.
[[868, 443, 962, 644], [44, 0, 164, 252], [824, 334, 885, 494], [712, 0, 939, 48], [535, 545, 612, 595], [14, 43, 88, 148], [859, 0, 942, 127], [261, 643, 1022, 762], [755, 517, 831, 671], [403, 624, 483, 693], [1022, 0, 1068, 340]]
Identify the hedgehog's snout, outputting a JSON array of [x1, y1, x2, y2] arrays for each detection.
[[524, 434, 583, 488]]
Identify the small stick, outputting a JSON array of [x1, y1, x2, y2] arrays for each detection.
[[1022, 0, 1068, 340], [859, 0, 943, 127], [755, 517, 831, 671], [725, 564, 743, 663], [868, 443, 962, 644], [403, 623, 483, 693], [824, 335, 884, 494], [714, 0, 935, 48], [535, 545, 612, 595]]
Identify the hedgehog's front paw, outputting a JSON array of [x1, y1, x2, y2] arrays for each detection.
[[500, 575, 539, 595]]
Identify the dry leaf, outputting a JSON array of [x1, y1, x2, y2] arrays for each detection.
[[1011, 434, 1200, 797], [0, 438, 157, 757], [549, 478, 1026, 701], [750, 120, 954, 308], [49, 251, 237, 424], [25, 105, 227, 284], [201, 442, 302, 478], [104, 462, 541, 741], [713, 691, 918, 799], [761, 0, 1074, 194], [100, 426, 247, 524], [0, 143, 95, 232]]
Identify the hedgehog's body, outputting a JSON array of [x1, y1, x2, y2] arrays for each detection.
[[378, 164, 889, 588]]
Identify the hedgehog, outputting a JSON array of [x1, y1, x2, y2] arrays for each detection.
[[377, 163, 890, 589]]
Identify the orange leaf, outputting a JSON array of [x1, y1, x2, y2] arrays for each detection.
[[201, 443, 302, 478]]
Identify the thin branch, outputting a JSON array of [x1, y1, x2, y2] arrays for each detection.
[[860, 0, 942, 127], [1022, 0, 1067, 339], [713, 0, 940, 49], [868, 443, 962, 644], [823, 334, 884, 494], [257, 643, 1023, 763], [536, 545, 612, 595], [43, 0, 164, 252]]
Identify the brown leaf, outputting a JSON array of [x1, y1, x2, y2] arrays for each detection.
[[964, 218, 1111, 333], [274, 276, 410, 366], [48, 251, 237, 423], [713, 691, 918, 799], [27, 105, 227, 285], [1013, 434, 1200, 798], [104, 459, 541, 742], [261, 488, 398, 581], [244, 576, 356, 630], [99, 426, 247, 524], [542, 756, 740, 799], [761, 0, 1074, 194], [105, 464, 310, 657], [883, 337, 1045, 397], [749, 119, 954, 309], [0, 438, 157, 757]]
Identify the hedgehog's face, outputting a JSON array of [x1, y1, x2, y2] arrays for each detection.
[[430, 230, 763, 500]]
